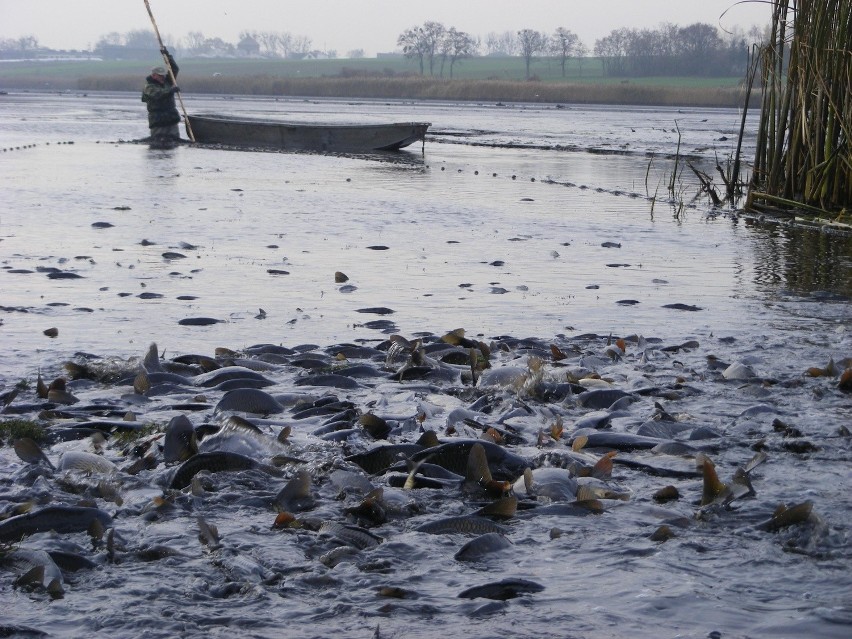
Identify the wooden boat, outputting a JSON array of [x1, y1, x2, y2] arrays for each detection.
[[186, 114, 430, 152]]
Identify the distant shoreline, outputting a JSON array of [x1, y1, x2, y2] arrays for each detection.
[[0, 57, 755, 109]]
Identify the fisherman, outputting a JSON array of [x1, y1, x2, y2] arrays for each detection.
[[141, 46, 182, 142]]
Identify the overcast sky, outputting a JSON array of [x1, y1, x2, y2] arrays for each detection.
[[1, 1, 771, 54]]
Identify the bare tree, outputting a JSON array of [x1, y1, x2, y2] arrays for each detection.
[[594, 28, 630, 75], [124, 29, 159, 50], [184, 31, 207, 54], [398, 22, 445, 75], [398, 26, 427, 73], [485, 31, 518, 56], [290, 35, 312, 58], [438, 28, 478, 78], [550, 27, 579, 77], [517, 29, 547, 79], [347, 48, 366, 59]]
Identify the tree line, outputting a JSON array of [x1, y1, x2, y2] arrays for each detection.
[[1, 20, 765, 78]]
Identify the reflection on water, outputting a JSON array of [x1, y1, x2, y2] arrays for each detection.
[[745, 219, 852, 298]]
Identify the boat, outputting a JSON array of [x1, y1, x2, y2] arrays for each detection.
[[186, 114, 430, 152]]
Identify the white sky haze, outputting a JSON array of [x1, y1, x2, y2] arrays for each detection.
[[1, 1, 772, 55]]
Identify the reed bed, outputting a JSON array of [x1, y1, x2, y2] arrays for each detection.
[[77, 74, 755, 108], [749, 0, 852, 214]]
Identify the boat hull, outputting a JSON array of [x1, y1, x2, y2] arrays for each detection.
[[186, 115, 430, 152]]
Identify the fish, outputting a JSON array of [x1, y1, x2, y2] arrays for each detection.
[[163, 414, 198, 464], [755, 501, 814, 532], [458, 578, 544, 600], [346, 443, 424, 475], [318, 521, 382, 549], [58, 451, 118, 474], [454, 532, 513, 561], [0, 505, 113, 543], [197, 515, 221, 549], [416, 515, 509, 535], [4, 548, 66, 596], [576, 388, 635, 409], [13, 438, 55, 469], [213, 388, 284, 415], [169, 451, 282, 489], [410, 439, 528, 482], [273, 469, 315, 512]]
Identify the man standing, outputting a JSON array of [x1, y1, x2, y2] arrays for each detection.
[[142, 47, 181, 141]]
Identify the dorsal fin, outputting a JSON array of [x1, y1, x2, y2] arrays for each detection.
[[466, 442, 492, 484], [523, 468, 534, 496], [477, 494, 518, 519], [15, 565, 45, 588], [591, 451, 617, 479], [417, 430, 440, 448], [700, 455, 727, 506]]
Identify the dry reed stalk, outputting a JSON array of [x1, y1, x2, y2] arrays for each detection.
[[749, 0, 851, 214]]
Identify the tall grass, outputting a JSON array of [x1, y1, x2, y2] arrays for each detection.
[[76, 73, 755, 108], [749, 0, 852, 214]]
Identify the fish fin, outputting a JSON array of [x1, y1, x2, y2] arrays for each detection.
[[273, 511, 297, 529], [477, 495, 518, 518], [277, 426, 291, 444], [699, 455, 727, 506], [416, 430, 440, 448], [360, 413, 392, 440], [742, 450, 767, 474], [466, 442, 492, 484], [197, 516, 221, 548], [575, 498, 604, 513], [15, 565, 44, 588], [760, 501, 814, 531], [133, 370, 150, 396], [591, 451, 617, 479], [523, 468, 534, 496], [47, 578, 65, 598], [88, 517, 105, 542], [404, 458, 429, 490], [36, 369, 49, 398], [550, 344, 566, 361], [572, 435, 588, 452], [550, 417, 564, 441], [143, 342, 162, 372]]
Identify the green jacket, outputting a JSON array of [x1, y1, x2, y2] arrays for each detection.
[[141, 53, 180, 128]]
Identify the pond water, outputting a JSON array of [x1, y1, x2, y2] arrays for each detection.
[[0, 92, 850, 639]]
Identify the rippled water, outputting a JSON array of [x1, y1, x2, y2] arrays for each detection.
[[1, 92, 850, 639]]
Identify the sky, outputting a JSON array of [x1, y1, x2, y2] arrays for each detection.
[[1, 1, 772, 55]]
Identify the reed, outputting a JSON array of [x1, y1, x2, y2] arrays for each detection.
[[748, 0, 852, 215], [76, 74, 756, 108]]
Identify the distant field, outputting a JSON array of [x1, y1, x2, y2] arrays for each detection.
[[0, 56, 754, 107]]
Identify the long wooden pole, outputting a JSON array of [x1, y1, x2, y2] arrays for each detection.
[[143, 0, 194, 141]]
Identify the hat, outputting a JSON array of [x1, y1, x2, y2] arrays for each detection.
[[151, 66, 166, 76]]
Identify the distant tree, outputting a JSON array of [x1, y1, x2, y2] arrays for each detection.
[[517, 29, 547, 79], [676, 22, 723, 74], [594, 28, 629, 75], [237, 32, 260, 56], [575, 42, 589, 76], [438, 28, 478, 78], [398, 22, 445, 75], [290, 35, 313, 58], [124, 29, 159, 50], [184, 31, 207, 54], [255, 31, 283, 57], [347, 48, 366, 59], [96, 32, 122, 48], [485, 31, 517, 56], [550, 27, 579, 77], [398, 26, 427, 73]]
